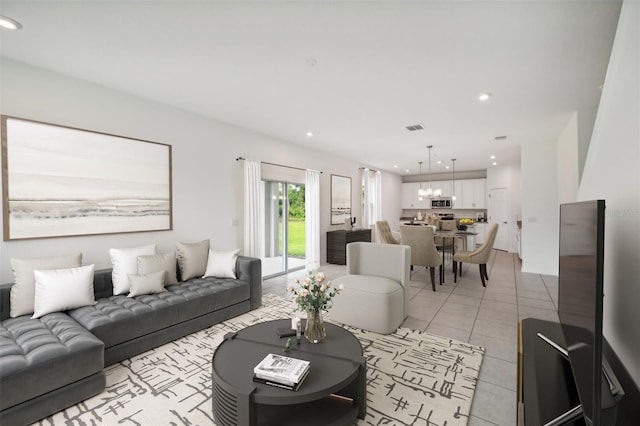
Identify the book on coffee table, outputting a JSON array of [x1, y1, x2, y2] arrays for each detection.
[[253, 367, 310, 391], [253, 353, 310, 388]]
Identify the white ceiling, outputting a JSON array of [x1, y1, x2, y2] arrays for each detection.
[[0, 1, 622, 175]]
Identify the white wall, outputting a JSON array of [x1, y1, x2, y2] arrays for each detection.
[[520, 134, 560, 275], [0, 59, 403, 282], [556, 112, 579, 204], [577, 0, 640, 386], [577, 106, 598, 182]]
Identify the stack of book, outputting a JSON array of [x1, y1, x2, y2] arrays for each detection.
[[253, 353, 311, 391]]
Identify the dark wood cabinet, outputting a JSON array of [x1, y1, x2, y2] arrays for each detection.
[[326, 229, 372, 265]]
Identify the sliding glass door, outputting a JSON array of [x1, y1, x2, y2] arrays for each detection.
[[263, 181, 306, 278]]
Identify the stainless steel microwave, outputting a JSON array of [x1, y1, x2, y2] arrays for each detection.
[[431, 198, 452, 209]]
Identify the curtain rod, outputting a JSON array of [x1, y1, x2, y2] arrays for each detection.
[[236, 157, 323, 174], [359, 166, 381, 173]]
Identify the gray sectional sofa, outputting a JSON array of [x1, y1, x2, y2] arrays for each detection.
[[0, 255, 261, 426]]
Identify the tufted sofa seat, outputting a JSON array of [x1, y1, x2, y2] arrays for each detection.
[[69, 274, 253, 365], [0, 312, 105, 425]]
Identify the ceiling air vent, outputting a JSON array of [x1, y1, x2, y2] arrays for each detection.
[[495, 135, 508, 140], [406, 124, 424, 131]]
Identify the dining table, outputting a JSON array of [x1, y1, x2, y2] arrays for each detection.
[[402, 223, 478, 284]]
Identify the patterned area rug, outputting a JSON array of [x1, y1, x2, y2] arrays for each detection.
[[37, 294, 484, 426]]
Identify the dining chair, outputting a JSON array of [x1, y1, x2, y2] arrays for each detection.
[[376, 220, 400, 244], [453, 223, 499, 287], [399, 225, 441, 291]]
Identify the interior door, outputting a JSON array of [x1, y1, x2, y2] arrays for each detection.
[[488, 187, 509, 251]]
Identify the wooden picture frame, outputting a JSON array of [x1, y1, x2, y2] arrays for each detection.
[[2, 115, 172, 240], [330, 174, 351, 225]]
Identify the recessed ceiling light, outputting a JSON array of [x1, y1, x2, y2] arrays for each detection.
[[393, 165, 398, 169], [478, 93, 492, 101], [492, 162, 498, 166], [437, 160, 442, 165], [405, 169, 410, 173], [490, 155, 496, 159], [306, 131, 313, 137], [445, 166, 450, 170], [0, 15, 22, 30]]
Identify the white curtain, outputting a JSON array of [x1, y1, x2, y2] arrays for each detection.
[[362, 168, 382, 229], [305, 170, 321, 271], [373, 170, 382, 223], [243, 160, 264, 259]]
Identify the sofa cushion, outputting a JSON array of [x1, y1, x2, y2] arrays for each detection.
[[109, 244, 157, 295], [137, 253, 178, 285], [9, 253, 83, 318], [127, 270, 166, 297], [68, 276, 250, 348], [32, 265, 96, 319], [330, 274, 404, 334], [0, 312, 104, 410], [176, 240, 210, 281], [203, 249, 240, 279]]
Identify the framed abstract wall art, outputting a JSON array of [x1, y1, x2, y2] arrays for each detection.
[[1, 115, 172, 240], [330, 174, 351, 225]]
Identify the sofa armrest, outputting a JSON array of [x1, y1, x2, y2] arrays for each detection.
[[0, 282, 12, 321], [236, 256, 262, 310]]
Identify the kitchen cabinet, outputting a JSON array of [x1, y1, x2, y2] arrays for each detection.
[[403, 179, 485, 210], [461, 179, 486, 209], [438, 180, 452, 197], [402, 182, 430, 210], [452, 181, 463, 208]]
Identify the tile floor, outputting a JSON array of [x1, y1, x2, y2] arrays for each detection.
[[263, 249, 560, 426]]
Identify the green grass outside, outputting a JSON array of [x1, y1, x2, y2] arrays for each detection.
[[279, 219, 306, 257]]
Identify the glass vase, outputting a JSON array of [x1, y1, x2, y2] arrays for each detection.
[[305, 309, 326, 343]]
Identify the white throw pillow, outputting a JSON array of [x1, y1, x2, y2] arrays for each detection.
[[109, 244, 156, 295], [176, 240, 210, 281], [137, 253, 178, 285], [127, 270, 166, 297], [32, 264, 96, 319], [203, 249, 240, 279], [10, 253, 83, 318]]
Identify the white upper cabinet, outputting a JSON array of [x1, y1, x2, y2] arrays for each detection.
[[438, 180, 452, 197], [402, 178, 485, 210], [402, 182, 430, 210], [460, 179, 486, 209], [452, 180, 464, 208]]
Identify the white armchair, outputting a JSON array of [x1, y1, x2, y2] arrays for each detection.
[[330, 242, 410, 334]]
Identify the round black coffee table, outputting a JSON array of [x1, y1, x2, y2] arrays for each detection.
[[212, 319, 366, 426]]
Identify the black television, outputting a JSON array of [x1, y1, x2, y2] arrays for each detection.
[[554, 200, 622, 425]]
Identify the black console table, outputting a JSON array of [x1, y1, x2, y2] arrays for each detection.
[[326, 229, 371, 265], [518, 318, 639, 425]]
